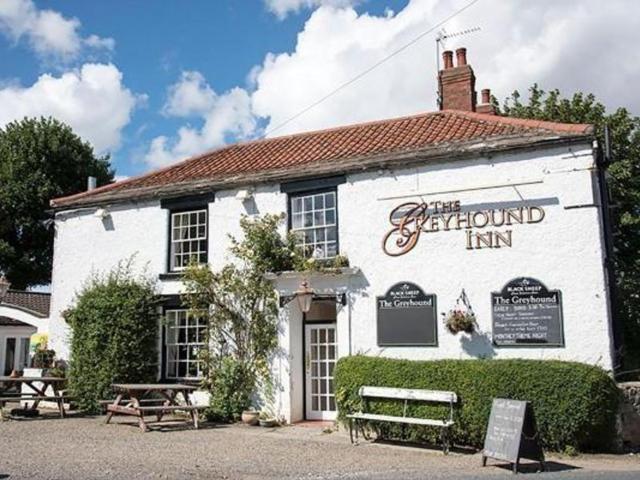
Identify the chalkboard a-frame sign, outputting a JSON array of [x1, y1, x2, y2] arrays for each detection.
[[482, 398, 545, 474], [376, 282, 437, 346]]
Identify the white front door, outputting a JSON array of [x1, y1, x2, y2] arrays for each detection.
[[305, 323, 337, 420]]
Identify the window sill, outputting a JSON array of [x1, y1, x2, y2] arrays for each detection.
[[159, 272, 184, 281]]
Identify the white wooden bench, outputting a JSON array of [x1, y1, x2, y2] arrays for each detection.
[[346, 386, 458, 453]]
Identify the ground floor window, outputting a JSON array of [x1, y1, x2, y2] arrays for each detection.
[[164, 309, 207, 379]]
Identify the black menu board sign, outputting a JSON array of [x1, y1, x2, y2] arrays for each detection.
[[377, 282, 437, 346], [482, 398, 545, 474], [492, 277, 564, 347]]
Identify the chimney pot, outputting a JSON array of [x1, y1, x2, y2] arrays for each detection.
[[455, 47, 467, 66], [87, 176, 97, 191], [442, 50, 453, 70], [481, 88, 491, 104]]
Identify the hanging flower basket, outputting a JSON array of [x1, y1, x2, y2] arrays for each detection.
[[444, 309, 477, 334], [444, 289, 477, 335]]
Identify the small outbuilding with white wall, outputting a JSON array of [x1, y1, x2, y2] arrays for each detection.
[[0, 289, 50, 375]]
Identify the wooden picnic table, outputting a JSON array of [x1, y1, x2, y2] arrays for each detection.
[[105, 383, 204, 432], [0, 376, 68, 418]]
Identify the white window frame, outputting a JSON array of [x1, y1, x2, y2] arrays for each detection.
[[164, 309, 207, 380], [289, 190, 338, 259], [169, 209, 208, 272]]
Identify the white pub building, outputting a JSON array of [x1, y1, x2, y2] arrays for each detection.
[[48, 49, 618, 422]]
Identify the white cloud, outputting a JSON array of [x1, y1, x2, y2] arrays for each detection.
[[252, 0, 640, 137], [144, 75, 256, 167], [0, 63, 140, 153], [264, 0, 359, 19], [162, 71, 215, 117], [84, 34, 115, 52], [0, 0, 114, 61], [147, 0, 640, 167]]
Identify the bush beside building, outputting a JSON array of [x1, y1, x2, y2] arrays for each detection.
[[335, 356, 620, 452], [66, 263, 159, 413]]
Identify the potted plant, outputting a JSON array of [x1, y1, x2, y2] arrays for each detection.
[[444, 289, 477, 335], [241, 408, 260, 426], [48, 359, 67, 379], [258, 407, 278, 428], [444, 308, 477, 334], [31, 348, 56, 371]]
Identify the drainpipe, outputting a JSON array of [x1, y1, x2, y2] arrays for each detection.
[[347, 278, 353, 356], [597, 127, 623, 372]]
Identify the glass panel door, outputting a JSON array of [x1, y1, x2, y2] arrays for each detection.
[[4, 338, 16, 375], [19, 338, 30, 370], [305, 323, 337, 420]]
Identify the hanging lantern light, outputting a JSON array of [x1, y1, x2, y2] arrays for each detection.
[[295, 280, 314, 314], [0, 275, 11, 302]]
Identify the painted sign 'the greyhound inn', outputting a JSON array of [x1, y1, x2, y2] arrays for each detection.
[[383, 200, 546, 256], [46, 48, 618, 424]]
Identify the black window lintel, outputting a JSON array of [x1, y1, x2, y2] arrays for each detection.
[[160, 192, 215, 210], [280, 175, 345, 194]]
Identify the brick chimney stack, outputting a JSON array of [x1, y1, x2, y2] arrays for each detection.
[[438, 48, 476, 111], [476, 88, 496, 115], [438, 47, 494, 114]]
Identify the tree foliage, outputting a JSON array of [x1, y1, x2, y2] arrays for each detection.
[[499, 85, 640, 373], [0, 117, 113, 288], [66, 261, 159, 413], [183, 214, 290, 420], [183, 213, 352, 420]]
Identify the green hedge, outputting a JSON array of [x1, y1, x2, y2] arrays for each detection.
[[67, 263, 159, 413], [335, 356, 620, 452]]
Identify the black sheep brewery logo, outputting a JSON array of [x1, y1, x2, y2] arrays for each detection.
[[382, 200, 546, 256]]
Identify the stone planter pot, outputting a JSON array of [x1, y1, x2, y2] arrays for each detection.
[[259, 418, 277, 428], [241, 410, 260, 426]]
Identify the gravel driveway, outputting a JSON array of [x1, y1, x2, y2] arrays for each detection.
[[0, 413, 638, 479]]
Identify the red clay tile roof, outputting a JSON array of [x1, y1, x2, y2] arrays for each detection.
[[3, 290, 51, 317], [51, 110, 593, 209]]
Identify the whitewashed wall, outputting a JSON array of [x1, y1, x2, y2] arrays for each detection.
[[338, 144, 613, 370], [50, 201, 166, 358], [48, 140, 614, 423]]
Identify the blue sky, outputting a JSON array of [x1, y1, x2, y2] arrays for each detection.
[[0, 0, 408, 178], [1, 0, 639, 180]]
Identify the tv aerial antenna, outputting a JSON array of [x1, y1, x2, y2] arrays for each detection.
[[436, 26, 481, 108]]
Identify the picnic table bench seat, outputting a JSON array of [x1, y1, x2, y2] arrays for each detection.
[[0, 395, 73, 402], [0, 376, 69, 418], [104, 383, 203, 432], [135, 405, 207, 412], [346, 386, 458, 454], [99, 398, 171, 405]]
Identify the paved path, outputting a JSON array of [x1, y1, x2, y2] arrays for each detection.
[[0, 414, 638, 479]]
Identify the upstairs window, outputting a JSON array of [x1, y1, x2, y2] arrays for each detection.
[[290, 190, 338, 259], [170, 209, 208, 271]]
